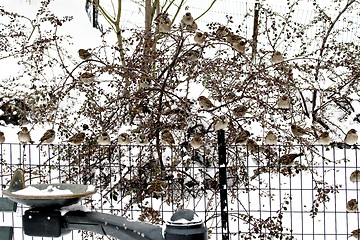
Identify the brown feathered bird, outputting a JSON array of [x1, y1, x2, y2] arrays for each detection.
[[317, 131, 331, 145], [161, 129, 175, 146], [67, 132, 85, 145], [271, 51, 284, 63], [346, 199, 358, 213], [194, 32, 206, 44], [78, 49, 91, 60], [278, 153, 304, 165], [233, 105, 247, 117], [234, 130, 250, 144], [198, 96, 214, 110], [344, 129, 358, 145], [350, 229, 360, 239], [118, 133, 131, 145], [350, 170, 360, 183], [0, 131, 5, 144], [291, 124, 307, 137], [37, 129, 55, 147], [190, 134, 203, 149], [18, 127, 34, 144]]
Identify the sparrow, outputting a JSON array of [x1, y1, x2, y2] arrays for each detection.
[[0, 131, 5, 144], [18, 127, 33, 144], [278, 153, 304, 165], [139, 77, 151, 89], [181, 12, 194, 25], [37, 129, 55, 147], [291, 124, 307, 137], [234, 130, 250, 144], [78, 49, 92, 60], [184, 49, 201, 61], [271, 51, 284, 64], [277, 95, 290, 109], [317, 131, 331, 145], [136, 133, 149, 146], [161, 129, 175, 146], [350, 229, 360, 239], [97, 132, 111, 145], [344, 129, 358, 145], [67, 132, 85, 145], [346, 199, 358, 213], [233, 105, 247, 117], [233, 40, 246, 53], [215, 26, 229, 38], [265, 131, 277, 145], [198, 96, 214, 110], [79, 72, 96, 84], [214, 115, 229, 131], [158, 15, 171, 33], [190, 134, 203, 149], [185, 21, 198, 32], [246, 139, 260, 153], [350, 170, 360, 183], [118, 133, 131, 145], [194, 32, 206, 43], [226, 33, 241, 43]]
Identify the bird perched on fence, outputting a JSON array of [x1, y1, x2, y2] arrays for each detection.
[[190, 134, 203, 149], [246, 139, 261, 153], [37, 129, 55, 147], [347, 199, 358, 213], [350, 170, 360, 183], [291, 124, 307, 137], [118, 133, 131, 145], [18, 127, 33, 144], [161, 129, 175, 146], [136, 133, 149, 146], [97, 132, 111, 145], [234, 130, 250, 144], [194, 32, 206, 43], [67, 132, 85, 145], [265, 131, 277, 145], [233, 105, 247, 117], [350, 229, 360, 239], [271, 51, 284, 64], [0, 131, 5, 144], [78, 49, 91, 60], [277, 95, 291, 109], [233, 40, 246, 53], [278, 153, 304, 165], [344, 129, 358, 145], [214, 115, 228, 131], [181, 12, 194, 25], [158, 14, 171, 33], [198, 96, 214, 110], [317, 131, 331, 145]]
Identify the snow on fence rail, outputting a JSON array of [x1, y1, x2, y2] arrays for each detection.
[[0, 140, 360, 240]]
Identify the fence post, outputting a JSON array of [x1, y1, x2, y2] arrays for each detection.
[[218, 130, 229, 240]]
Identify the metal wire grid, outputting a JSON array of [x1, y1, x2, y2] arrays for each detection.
[[0, 143, 359, 240]]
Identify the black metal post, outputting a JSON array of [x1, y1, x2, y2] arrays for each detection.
[[217, 130, 229, 240], [251, 2, 260, 62]]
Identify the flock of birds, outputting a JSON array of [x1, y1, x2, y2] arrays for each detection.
[[0, 11, 359, 238]]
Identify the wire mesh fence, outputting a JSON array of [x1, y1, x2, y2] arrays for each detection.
[[0, 139, 360, 239]]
